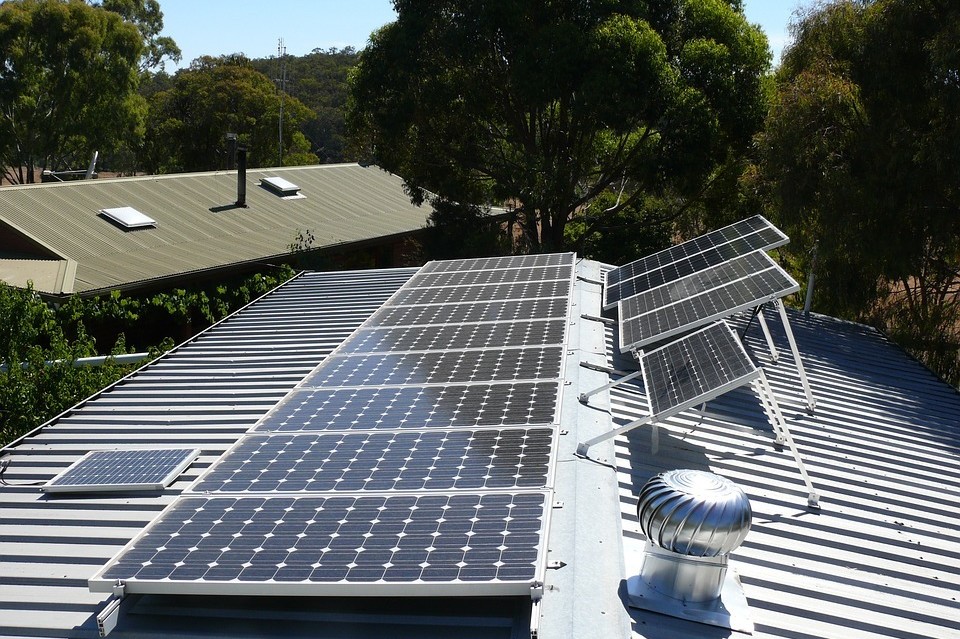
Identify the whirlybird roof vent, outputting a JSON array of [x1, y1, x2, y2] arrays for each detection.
[[260, 176, 304, 199]]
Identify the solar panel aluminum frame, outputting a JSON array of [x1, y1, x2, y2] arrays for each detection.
[[42, 447, 201, 494], [88, 489, 554, 599], [185, 424, 561, 495], [617, 254, 800, 354]]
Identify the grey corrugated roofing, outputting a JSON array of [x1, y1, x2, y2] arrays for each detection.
[[0, 266, 415, 639], [0, 164, 428, 295], [1, 257, 959, 639]]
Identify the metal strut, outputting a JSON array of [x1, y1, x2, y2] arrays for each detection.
[[774, 299, 816, 412]]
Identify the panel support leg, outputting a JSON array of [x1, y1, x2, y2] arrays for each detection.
[[576, 414, 655, 458], [579, 368, 643, 404], [775, 299, 816, 412], [756, 306, 779, 363], [755, 371, 820, 508]]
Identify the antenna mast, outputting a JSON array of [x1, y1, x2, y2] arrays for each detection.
[[277, 38, 287, 167]]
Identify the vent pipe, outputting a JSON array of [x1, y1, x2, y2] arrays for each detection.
[[627, 470, 754, 632], [236, 145, 248, 207], [85, 151, 98, 179]]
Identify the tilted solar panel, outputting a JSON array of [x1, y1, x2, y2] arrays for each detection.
[[619, 250, 798, 352], [604, 216, 787, 307], [642, 322, 759, 417]]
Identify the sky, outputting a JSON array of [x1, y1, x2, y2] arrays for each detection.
[[158, 1, 810, 71]]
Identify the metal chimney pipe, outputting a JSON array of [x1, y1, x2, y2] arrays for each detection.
[[236, 146, 247, 207], [85, 151, 98, 179]]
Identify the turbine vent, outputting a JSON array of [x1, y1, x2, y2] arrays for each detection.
[[627, 470, 754, 633]]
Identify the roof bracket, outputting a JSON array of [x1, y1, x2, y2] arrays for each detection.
[[579, 313, 616, 326], [96, 584, 125, 637]]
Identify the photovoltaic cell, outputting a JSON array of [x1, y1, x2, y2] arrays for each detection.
[[605, 226, 789, 307], [302, 347, 563, 388], [389, 280, 570, 307], [256, 383, 561, 432], [191, 427, 553, 493], [606, 216, 786, 288], [420, 253, 574, 274], [92, 492, 547, 593], [44, 448, 200, 493], [408, 265, 572, 289], [642, 322, 758, 417], [619, 253, 798, 351], [371, 298, 568, 327], [339, 320, 567, 354]]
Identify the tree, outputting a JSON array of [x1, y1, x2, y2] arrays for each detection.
[[755, 0, 960, 382], [143, 55, 317, 173], [96, 0, 181, 71], [347, 0, 769, 252], [0, 0, 146, 183]]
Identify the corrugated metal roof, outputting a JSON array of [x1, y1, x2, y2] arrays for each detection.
[[0, 267, 414, 639], [1, 257, 958, 639], [610, 308, 960, 639], [0, 164, 428, 295]]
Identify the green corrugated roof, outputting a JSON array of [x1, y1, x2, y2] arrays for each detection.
[[0, 164, 428, 294]]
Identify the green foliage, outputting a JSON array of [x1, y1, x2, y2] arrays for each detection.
[[96, 0, 180, 71], [142, 55, 317, 173], [565, 191, 673, 266], [420, 201, 511, 261], [251, 48, 361, 163], [348, 0, 770, 252], [0, 283, 134, 445], [755, 0, 960, 384], [0, 0, 146, 183]]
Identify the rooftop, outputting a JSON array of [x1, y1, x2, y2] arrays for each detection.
[[0, 164, 428, 296], [0, 256, 957, 639]]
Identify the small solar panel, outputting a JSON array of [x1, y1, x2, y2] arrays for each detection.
[[256, 383, 561, 432], [340, 320, 567, 354], [371, 298, 568, 327], [301, 347, 563, 388], [389, 280, 570, 307], [619, 251, 799, 352], [43, 448, 200, 493], [99, 206, 157, 229], [91, 492, 548, 596], [642, 322, 759, 417], [191, 427, 554, 493]]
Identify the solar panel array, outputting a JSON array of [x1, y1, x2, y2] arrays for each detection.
[[619, 250, 799, 352], [604, 215, 787, 308], [44, 448, 200, 493], [91, 253, 575, 599]]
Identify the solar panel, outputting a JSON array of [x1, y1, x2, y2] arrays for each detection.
[[371, 298, 568, 327], [641, 322, 759, 417], [619, 251, 799, 352], [389, 280, 570, 307], [409, 265, 572, 289], [43, 448, 200, 493], [191, 427, 554, 493], [420, 253, 574, 274], [256, 383, 561, 432], [339, 320, 567, 354], [301, 347, 563, 388], [90, 492, 548, 596], [604, 216, 787, 303]]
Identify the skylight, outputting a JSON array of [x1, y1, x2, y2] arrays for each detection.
[[260, 176, 304, 198], [99, 206, 157, 229]]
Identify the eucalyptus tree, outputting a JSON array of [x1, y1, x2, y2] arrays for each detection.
[[756, 0, 960, 382], [348, 0, 769, 252], [0, 0, 146, 183]]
